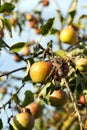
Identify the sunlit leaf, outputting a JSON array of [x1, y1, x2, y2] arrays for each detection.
[[22, 60, 31, 83], [21, 90, 34, 107], [0, 3, 15, 13], [56, 10, 64, 23], [68, 0, 78, 23], [9, 42, 26, 53], [40, 18, 55, 36], [4, 18, 12, 37], [53, 50, 69, 60]]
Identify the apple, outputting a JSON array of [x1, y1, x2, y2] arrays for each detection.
[[22, 102, 43, 119], [0, 87, 7, 95], [49, 89, 68, 107], [79, 95, 86, 106], [26, 13, 34, 21], [29, 20, 36, 28], [59, 25, 77, 45], [22, 45, 30, 56], [13, 54, 21, 62], [75, 58, 87, 73], [42, 0, 49, 6], [12, 111, 35, 130], [30, 61, 53, 83]]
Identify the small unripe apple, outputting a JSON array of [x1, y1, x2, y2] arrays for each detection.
[[49, 89, 68, 107], [22, 45, 30, 56], [30, 61, 53, 83], [26, 13, 34, 21], [59, 25, 77, 45], [0, 87, 7, 95], [75, 58, 87, 73], [13, 54, 21, 62], [79, 95, 86, 106], [29, 20, 36, 28], [42, 0, 49, 6], [9, 18, 16, 25], [22, 102, 43, 119], [34, 27, 41, 34], [12, 111, 35, 130]]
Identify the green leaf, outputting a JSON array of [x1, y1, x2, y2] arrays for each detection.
[[0, 3, 15, 13], [53, 50, 68, 60], [4, 18, 12, 37], [40, 18, 55, 36], [50, 28, 59, 35], [0, 38, 5, 49], [56, 10, 64, 23], [21, 90, 34, 107], [0, 119, 3, 129], [9, 42, 26, 53], [68, 0, 78, 23], [22, 60, 31, 83]]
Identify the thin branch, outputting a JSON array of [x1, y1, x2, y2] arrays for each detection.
[[63, 78, 84, 130], [0, 67, 26, 77], [0, 83, 25, 109]]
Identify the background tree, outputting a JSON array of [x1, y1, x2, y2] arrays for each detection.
[[0, 0, 87, 130]]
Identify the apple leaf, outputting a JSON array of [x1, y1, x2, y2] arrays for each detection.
[[53, 50, 69, 60], [0, 119, 3, 129], [40, 18, 55, 36], [4, 18, 12, 37], [56, 10, 64, 23], [0, 3, 15, 13], [9, 42, 26, 53], [0, 38, 5, 50], [68, 0, 78, 23], [22, 60, 31, 83], [21, 90, 34, 107]]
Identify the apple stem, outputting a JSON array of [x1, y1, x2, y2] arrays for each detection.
[[63, 78, 84, 130]]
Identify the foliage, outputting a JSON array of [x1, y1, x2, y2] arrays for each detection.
[[0, 0, 87, 130]]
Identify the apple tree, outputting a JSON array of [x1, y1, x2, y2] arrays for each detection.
[[0, 0, 87, 130]]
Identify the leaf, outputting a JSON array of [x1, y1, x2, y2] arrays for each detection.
[[9, 42, 26, 53], [0, 3, 15, 13], [12, 94, 19, 104], [40, 18, 55, 36], [68, 0, 78, 23], [4, 18, 12, 37], [53, 50, 68, 60], [56, 10, 64, 23], [22, 60, 31, 83], [0, 38, 5, 49], [50, 28, 59, 35], [0, 119, 3, 129], [21, 90, 34, 107]]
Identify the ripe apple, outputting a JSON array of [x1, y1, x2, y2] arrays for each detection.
[[30, 61, 53, 83], [34, 27, 41, 34], [26, 13, 34, 21], [0, 87, 7, 95], [29, 20, 36, 28], [42, 0, 49, 6], [22, 45, 30, 56], [9, 18, 16, 25], [22, 102, 43, 119], [12, 111, 35, 130], [13, 54, 21, 62], [79, 95, 86, 106], [51, 111, 62, 125], [59, 25, 77, 45], [0, 29, 4, 38], [49, 89, 68, 107], [75, 58, 87, 73]]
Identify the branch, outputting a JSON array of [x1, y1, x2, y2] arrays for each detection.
[[0, 67, 26, 77], [63, 78, 84, 130], [0, 83, 25, 109]]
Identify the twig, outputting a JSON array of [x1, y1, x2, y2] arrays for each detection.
[[0, 67, 26, 77], [0, 83, 25, 109], [63, 78, 84, 130]]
